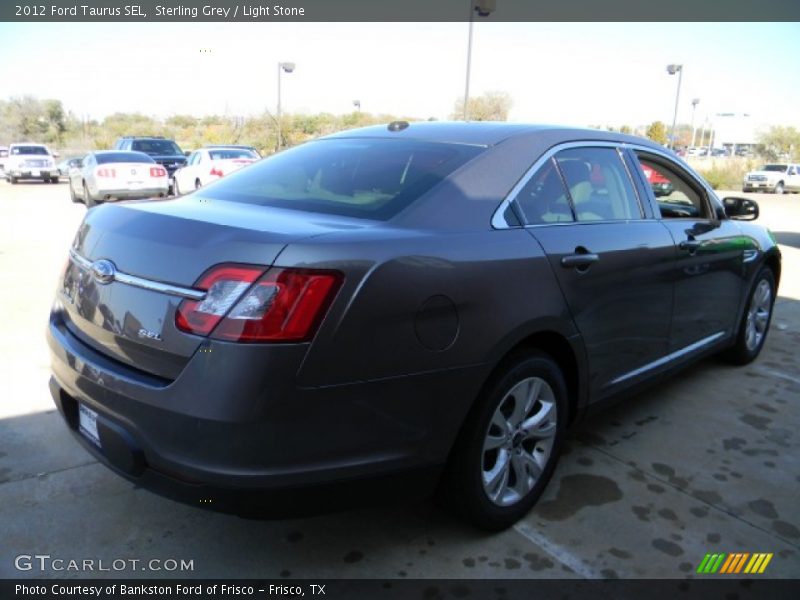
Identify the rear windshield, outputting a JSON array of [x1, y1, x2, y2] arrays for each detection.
[[202, 138, 482, 220], [11, 146, 49, 155], [761, 165, 787, 172], [131, 140, 182, 155], [96, 152, 155, 164], [208, 149, 259, 160]]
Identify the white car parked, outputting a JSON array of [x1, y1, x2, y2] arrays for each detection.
[[5, 143, 60, 183], [743, 163, 800, 194], [172, 145, 260, 195], [68, 151, 169, 207]]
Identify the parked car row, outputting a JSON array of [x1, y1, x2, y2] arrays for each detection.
[[0, 134, 264, 205]]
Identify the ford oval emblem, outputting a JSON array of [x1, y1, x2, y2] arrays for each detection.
[[89, 259, 116, 284]]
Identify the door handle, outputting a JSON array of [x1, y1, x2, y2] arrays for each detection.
[[679, 239, 702, 253], [561, 253, 600, 269]]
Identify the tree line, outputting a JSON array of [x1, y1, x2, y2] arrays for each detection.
[[1, 95, 797, 161]]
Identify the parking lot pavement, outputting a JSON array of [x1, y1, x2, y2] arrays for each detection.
[[1, 181, 798, 579]]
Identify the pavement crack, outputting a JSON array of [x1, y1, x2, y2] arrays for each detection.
[[0, 460, 98, 486]]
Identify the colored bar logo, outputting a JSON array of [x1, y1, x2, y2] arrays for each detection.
[[696, 552, 773, 574]]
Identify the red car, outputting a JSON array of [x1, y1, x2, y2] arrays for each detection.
[[640, 164, 674, 197]]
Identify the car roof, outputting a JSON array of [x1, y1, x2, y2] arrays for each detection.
[[322, 121, 666, 150]]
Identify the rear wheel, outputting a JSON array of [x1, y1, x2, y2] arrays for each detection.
[[50, 177, 59, 184], [440, 351, 567, 531], [172, 177, 181, 196], [9, 176, 17, 184], [69, 182, 79, 203], [195, 178, 202, 190], [723, 267, 776, 365]]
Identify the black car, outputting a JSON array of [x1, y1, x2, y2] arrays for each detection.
[[48, 123, 780, 530], [113, 136, 187, 186]]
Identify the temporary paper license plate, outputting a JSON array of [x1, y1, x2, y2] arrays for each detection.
[[78, 404, 101, 447]]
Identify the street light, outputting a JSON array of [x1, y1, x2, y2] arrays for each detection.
[[690, 98, 700, 148], [276, 61, 295, 150], [666, 63, 683, 150], [463, 0, 497, 120]]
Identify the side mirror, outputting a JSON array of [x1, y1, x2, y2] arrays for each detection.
[[723, 196, 759, 221], [184, 150, 192, 157], [52, 152, 60, 159]]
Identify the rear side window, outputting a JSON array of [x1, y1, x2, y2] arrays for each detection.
[[554, 147, 642, 221], [202, 138, 482, 220], [514, 158, 574, 224]]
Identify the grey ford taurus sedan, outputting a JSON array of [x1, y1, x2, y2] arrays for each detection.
[[48, 122, 780, 530]]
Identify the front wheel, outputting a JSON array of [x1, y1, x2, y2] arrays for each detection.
[[440, 352, 567, 531], [69, 182, 79, 203], [773, 182, 784, 195], [172, 177, 181, 196], [723, 267, 776, 365]]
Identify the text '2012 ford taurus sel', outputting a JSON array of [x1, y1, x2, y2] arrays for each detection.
[[48, 123, 780, 530]]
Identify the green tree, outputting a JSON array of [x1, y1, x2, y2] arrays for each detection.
[[645, 121, 668, 145], [757, 126, 800, 161], [452, 91, 513, 121], [620, 125, 633, 135]]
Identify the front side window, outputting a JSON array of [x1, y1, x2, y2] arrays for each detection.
[[554, 147, 642, 222], [634, 152, 710, 219]]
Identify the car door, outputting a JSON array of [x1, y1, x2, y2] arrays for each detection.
[[512, 144, 676, 399], [628, 149, 745, 352], [177, 151, 198, 192]]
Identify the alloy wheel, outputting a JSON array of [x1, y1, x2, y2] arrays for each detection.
[[482, 377, 557, 507], [745, 279, 772, 351]]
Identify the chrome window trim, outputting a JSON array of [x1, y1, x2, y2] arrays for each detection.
[[491, 140, 723, 229], [68, 248, 206, 301]]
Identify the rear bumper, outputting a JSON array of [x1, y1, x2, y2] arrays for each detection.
[[95, 187, 168, 200], [47, 307, 483, 515]]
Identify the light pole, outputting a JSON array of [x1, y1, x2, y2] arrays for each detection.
[[463, 0, 496, 121], [690, 98, 700, 148], [666, 63, 683, 150], [276, 61, 295, 151]]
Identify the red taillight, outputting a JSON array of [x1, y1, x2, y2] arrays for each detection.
[[96, 168, 116, 178], [150, 166, 167, 177], [175, 265, 342, 343], [209, 167, 224, 178]]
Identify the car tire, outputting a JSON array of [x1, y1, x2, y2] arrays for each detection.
[[173, 177, 181, 197], [440, 351, 567, 531], [69, 183, 80, 203], [50, 177, 59, 184], [9, 176, 17, 184], [195, 178, 202, 190], [773, 182, 784, 195], [723, 267, 776, 365], [84, 183, 96, 208]]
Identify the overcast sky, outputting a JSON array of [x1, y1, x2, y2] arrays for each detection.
[[1, 21, 798, 130]]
